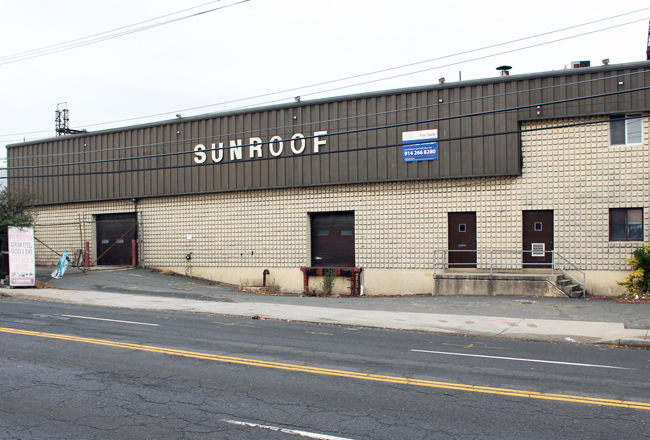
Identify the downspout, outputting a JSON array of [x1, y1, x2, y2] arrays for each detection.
[[139, 210, 145, 268], [360, 268, 364, 296]]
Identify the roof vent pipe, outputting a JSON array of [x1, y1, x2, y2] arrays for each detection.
[[496, 65, 512, 76]]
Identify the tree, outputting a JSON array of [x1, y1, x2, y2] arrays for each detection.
[[0, 186, 37, 229], [0, 186, 37, 280]]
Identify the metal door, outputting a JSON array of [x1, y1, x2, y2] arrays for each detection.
[[448, 212, 477, 268], [96, 213, 137, 266], [523, 210, 553, 268], [310, 212, 355, 267]]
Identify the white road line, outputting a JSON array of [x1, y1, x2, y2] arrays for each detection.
[[411, 349, 634, 370], [60, 314, 160, 327], [223, 420, 357, 440]]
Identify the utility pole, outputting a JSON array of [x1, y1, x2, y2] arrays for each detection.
[[647, 20, 650, 61], [55, 102, 86, 136]]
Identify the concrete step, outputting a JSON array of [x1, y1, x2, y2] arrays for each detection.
[[562, 283, 578, 293], [567, 289, 583, 298], [563, 283, 581, 297], [554, 274, 585, 298]]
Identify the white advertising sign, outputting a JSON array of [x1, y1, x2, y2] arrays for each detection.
[[402, 129, 438, 162], [8, 226, 36, 287]]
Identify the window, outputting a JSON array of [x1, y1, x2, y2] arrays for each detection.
[[610, 114, 642, 145], [610, 208, 643, 241]]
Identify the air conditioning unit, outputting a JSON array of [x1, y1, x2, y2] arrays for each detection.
[[570, 60, 591, 69]]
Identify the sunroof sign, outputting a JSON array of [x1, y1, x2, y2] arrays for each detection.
[[402, 129, 438, 162]]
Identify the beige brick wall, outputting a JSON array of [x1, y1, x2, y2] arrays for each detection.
[[520, 116, 649, 272], [33, 201, 134, 266], [32, 116, 649, 295]]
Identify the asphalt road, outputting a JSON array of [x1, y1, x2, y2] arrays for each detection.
[[1, 297, 649, 439]]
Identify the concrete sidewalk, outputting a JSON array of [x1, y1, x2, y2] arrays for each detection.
[[6, 285, 650, 347]]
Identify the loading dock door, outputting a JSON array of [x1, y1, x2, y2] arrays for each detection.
[[448, 212, 477, 268], [311, 212, 355, 267], [96, 213, 137, 266], [523, 210, 553, 268]]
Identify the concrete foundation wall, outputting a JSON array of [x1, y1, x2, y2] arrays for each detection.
[[433, 274, 564, 297], [157, 266, 307, 293], [568, 270, 629, 297], [150, 266, 621, 298], [362, 269, 434, 295]]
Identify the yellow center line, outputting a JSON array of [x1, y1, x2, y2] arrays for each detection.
[[1, 326, 649, 411]]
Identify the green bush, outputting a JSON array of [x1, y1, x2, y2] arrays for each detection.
[[617, 245, 650, 297]]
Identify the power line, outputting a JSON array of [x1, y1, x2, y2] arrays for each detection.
[[7, 87, 648, 171], [66, 11, 650, 130], [3, 116, 623, 180], [8, 93, 645, 161], [3, 65, 647, 149], [6, 70, 648, 160], [1, 8, 648, 139], [0, 1, 222, 62], [0, 0, 250, 66], [222, 16, 650, 112]]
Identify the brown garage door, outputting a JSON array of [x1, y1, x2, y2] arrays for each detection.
[[96, 213, 137, 266], [311, 212, 355, 267]]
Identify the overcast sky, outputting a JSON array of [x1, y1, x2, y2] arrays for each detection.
[[1, 0, 649, 156]]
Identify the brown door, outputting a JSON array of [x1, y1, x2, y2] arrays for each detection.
[[311, 212, 355, 267], [448, 212, 477, 268], [523, 210, 553, 268], [96, 213, 137, 266]]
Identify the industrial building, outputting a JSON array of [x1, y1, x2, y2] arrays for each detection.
[[8, 61, 650, 296]]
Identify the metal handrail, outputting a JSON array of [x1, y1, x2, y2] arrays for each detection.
[[552, 251, 586, 297], [433, 249, 586, 297]]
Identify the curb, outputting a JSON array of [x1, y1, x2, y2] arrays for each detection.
[[597, 338, 650, 347], [7, 289, 650, 347]]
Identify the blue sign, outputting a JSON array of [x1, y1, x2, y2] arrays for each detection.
[[402, 129, 438, 162]]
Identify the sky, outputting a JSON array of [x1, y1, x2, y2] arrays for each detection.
[[1, 0, 649, 158]]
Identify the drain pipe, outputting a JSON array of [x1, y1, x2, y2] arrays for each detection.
[[263, 269, 270, 287], [139, 210, 145, 268], [185, 252, 193, 278]]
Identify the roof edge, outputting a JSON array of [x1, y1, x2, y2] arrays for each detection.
[[8, 60, 650, 149]]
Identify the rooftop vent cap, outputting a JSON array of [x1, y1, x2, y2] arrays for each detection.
[[496, 65, 512, 76]]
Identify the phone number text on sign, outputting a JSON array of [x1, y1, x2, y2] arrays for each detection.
[[402, 129, 438, 162]]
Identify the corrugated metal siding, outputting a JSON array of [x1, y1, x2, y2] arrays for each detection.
[[8, 63, 650, 206]]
